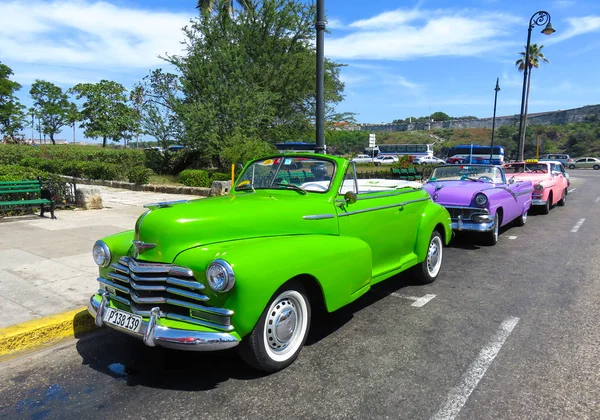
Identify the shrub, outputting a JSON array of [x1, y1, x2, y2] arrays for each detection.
[[211, 172, 231, 182], [0, 164, 49, 181], [128, 167, 152, 185], [81, 162, 122, 180], [179, 169, 210, 187]]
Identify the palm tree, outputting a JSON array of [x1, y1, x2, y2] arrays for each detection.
[[516, 43, 550, 133], [196, 0, 254, 15]]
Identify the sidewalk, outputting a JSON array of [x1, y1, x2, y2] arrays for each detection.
[[0, 186, 203, 329]]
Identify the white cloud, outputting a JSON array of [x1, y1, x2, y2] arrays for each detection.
[[547, 15, 600, 43], [326, 7, 521, 60], [0, 0, 190, 82]]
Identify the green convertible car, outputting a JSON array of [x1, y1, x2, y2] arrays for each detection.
[[88, 154, 452, 372]]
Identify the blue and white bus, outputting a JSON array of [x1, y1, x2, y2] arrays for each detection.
[[445, 144, 505, 165], [372, 143, 434, 158]]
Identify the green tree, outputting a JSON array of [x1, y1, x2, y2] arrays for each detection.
[[29, 80, 76, 145], [196, 0, 254, 14], [0, 62, 27, 141], [430, 111, 451, 122], [134, 69, 184, 149], [70, 80, 139, 148], [516, 44, 549, 136], [168, 0, 346, 167]]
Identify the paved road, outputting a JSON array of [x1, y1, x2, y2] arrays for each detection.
[[1, 170, 599, 420]]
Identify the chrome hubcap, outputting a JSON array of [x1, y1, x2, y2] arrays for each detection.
[[266, 298, 299, 351], [494, 217, 499, 240], [426, 236, 442, 276], [522, 211, 527, 223]]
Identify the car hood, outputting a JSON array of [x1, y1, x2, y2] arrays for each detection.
[[507, 173, 553, 185], [424, 180, 499, 206], [131, 192, 338, 263]]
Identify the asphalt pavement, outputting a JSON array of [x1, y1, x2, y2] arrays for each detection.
[[0, 170, 599, 420]]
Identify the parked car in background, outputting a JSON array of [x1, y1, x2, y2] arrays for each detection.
[[423, 164, 533, 245], [88, 153, 452, 373], [351, 154, 374, 164], [167, 145, 186, 153], [373, 155, 399, 166], [414, 156, 446, 165], [538, 153, 572, 166], [568, 157, 600, 170], [503, 161, 568, 214]]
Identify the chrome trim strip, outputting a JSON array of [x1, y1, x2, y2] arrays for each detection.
[[130, 280, 166, 292], [186, 304, 234, 317], [338, 197, 430, 217], [130, 272, 168, 282], [303, 214, 335, 220], [130, 292, 167, 304], [335, 188, 417, 203], [98, 277, 130, 294], [110, 262, 130, 275], [452, 219, 495, 232], [443, 205, 490, 213], [166, 277, 205, 291], [169, 266, 194, 277], [107, 271, 130, 284], [517, 189, 534, 197], [88, 297, 239, 351], [532, 199, 548, 205], [165, 287, 210, 302], [166, 297, 214, 311], [167, 312, 234, 332]]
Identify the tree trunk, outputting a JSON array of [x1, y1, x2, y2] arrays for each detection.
[[102, 136, 107, 148], [50, 133, 56, 145]]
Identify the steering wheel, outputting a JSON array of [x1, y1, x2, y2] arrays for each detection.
[[302, 183, 328, 192], [477, 176, 493, 183]]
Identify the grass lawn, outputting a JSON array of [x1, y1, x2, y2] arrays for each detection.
[[148, 174, 182, 185]]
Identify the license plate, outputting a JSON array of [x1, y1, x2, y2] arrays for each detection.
[[103, 308, 142, 333]]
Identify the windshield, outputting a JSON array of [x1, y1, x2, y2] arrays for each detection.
[[503, 163, 548, 174], [235, 156, 335, 193], [429, 165, 505, 184]]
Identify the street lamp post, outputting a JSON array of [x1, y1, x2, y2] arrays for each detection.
[[490, 77, 500, 163], [517, 10, 555, 161], [315, 0, 326, 153]]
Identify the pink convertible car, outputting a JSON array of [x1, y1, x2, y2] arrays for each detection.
[[503, 161, 569, 214]]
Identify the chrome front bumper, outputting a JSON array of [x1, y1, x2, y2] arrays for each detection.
[[531, 199, 547, 205], [88, 293, 240, 351], [452, 216, 495, 232]]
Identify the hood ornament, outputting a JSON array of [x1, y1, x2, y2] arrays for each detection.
[[132, 240, 156, 257]]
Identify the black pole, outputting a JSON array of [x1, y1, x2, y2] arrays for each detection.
[[490, 77, 500, 163], [315, 0, 325, 153], [517, 11, 554, 161]]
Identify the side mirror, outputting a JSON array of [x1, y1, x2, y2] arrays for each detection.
[[508, 176, 515, 184], [344, 191, 358, 205]]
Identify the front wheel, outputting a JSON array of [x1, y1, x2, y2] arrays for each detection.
[[239, 282, 311, 373], [484, 213, 499, 246], [594, 164, 599, 170], [411, 230, 443, 284], [569, 164, 575, 169]]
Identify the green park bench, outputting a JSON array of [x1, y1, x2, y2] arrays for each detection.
[[0, 179, 56, 219]]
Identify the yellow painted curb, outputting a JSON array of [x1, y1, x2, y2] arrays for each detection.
[[0, 307, 97, 356]]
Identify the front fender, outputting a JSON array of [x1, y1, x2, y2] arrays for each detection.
[[174, 235, 372, 339]]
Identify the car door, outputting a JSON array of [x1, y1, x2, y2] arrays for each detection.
[[336, 164, 425, 288], [575, 158, 587, 168]]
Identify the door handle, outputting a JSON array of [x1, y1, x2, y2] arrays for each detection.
[[398, 205, 404, 212]]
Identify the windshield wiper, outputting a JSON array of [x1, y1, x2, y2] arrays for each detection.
[[275, 183, 307, 195]]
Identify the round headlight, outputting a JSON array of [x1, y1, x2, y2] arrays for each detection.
[[206, 259, 235, 293], [475, 193, 488, 206], [92, 241, 111, 267], [535, 183, 544, 191]]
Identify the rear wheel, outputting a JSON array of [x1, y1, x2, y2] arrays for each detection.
[[484, 213, 499, 246], [411, 230, 443, 284], [514, 209, 527, 227], [558, 188, 567, 206], [239, 282, 311, 373], [594, 164, 600, 170], [569, 164, 575, 169]]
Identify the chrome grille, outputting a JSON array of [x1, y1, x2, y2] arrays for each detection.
[[98, 256, 234, 332], [445, 206, 489, 221]]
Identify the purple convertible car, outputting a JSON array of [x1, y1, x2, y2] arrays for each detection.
[[423, 165, 533, 245]]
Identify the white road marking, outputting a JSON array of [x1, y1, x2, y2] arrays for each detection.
[[431, 316, 520, 420], [507, 236, 517, 240], [568, 188, 576, 193], [595, 197, 600, 203], [391, 292, 436, 307], [571, 218, 586, 233]]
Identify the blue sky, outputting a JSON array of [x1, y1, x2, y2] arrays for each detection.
[[1, 0, 599, 142]]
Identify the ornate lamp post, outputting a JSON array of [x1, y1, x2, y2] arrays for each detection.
[[517, 11, 555, 161], [490, 77, 500, 163], [315, 0, 326, 153]]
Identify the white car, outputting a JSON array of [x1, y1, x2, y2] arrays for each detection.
[[373, 155, 399, 166], [351, 154, 374, 164], [414, 156, 446, 165]]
